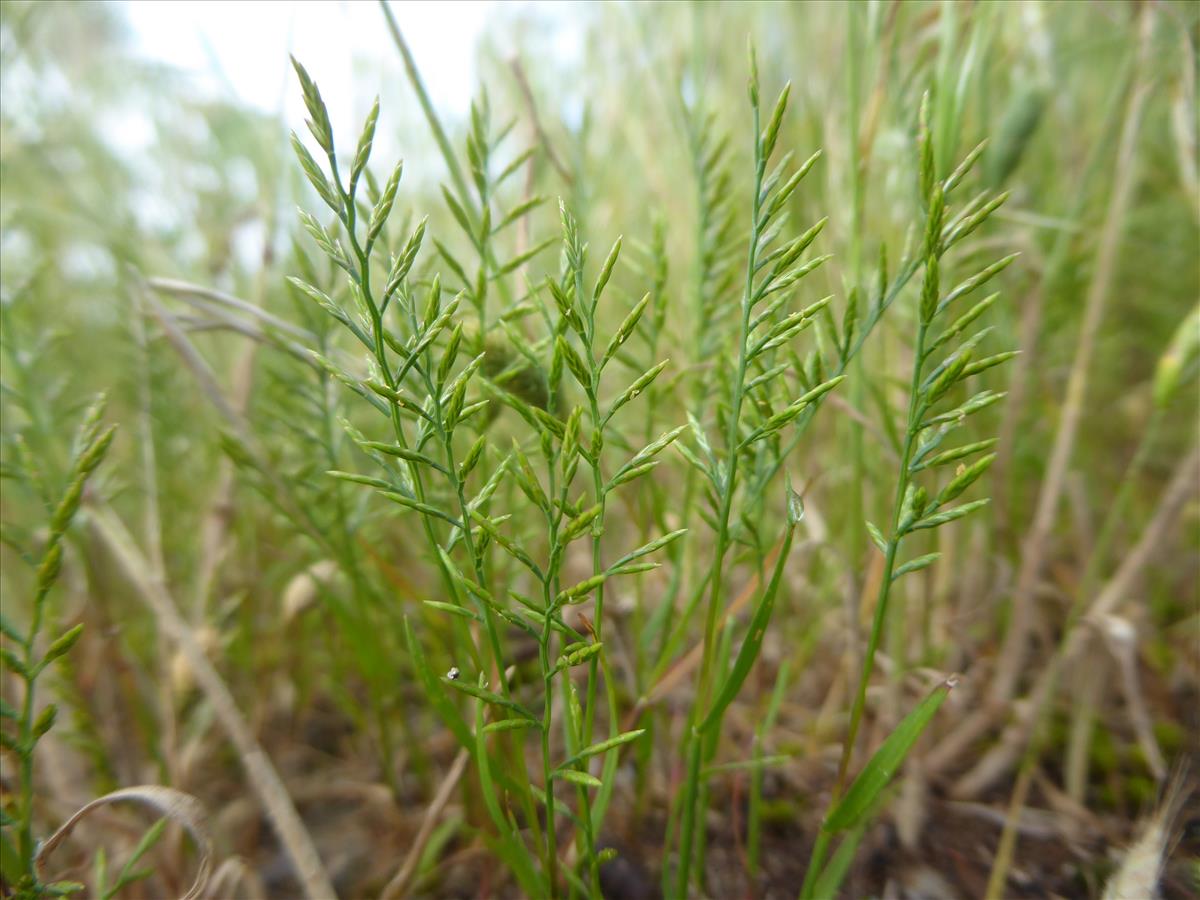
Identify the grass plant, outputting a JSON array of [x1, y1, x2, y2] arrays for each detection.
[[1, 400, 114, 898], [1, 2, 1196, 898]]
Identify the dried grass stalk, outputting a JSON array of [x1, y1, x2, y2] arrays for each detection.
[[88, 503, 337, 899], [36, 785, 213, 900]]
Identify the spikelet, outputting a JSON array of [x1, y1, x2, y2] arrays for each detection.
[[282, 559, 340, 623], [1103, 768, 1188, 900], [170, 624, 221, 696]]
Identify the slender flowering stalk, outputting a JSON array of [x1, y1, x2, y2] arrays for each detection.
[[672, 48, 842, 896], [288, 60, 684, 896], [1, 398, 115, 899], [801, 94, 1016, 899]]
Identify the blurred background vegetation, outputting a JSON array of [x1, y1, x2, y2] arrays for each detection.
[[1, 1, 1197, 897]]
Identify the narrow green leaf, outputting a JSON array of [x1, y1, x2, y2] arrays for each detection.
[[114, 818, 168, 892], [1153, 302, 1200, 407], [700, 518, 795, 732], [810, 824, 869, 900], [823, 677, 957, 832]]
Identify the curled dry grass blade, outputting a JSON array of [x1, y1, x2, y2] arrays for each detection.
[[35, 786, 213, 900], [87, 503, 336, 899]]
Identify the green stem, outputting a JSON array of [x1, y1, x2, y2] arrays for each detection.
[[539, 638, 560, 897], [846, 0, 868, 575], [17, 576, 52, 879], [676, 97, 766, 898], [17, 668, 35, 880], [836, 318, 927, 794], [576, 261, 610, 890], [804, 295, 931, 897], [540, 456, 564, 897]]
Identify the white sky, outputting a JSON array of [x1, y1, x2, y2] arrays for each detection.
[[124, 1, 517, 134]]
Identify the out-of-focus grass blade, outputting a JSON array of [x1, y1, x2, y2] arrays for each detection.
[[699, 512, 797, 733], [823, 676, 957, 833], [473, 689, 544, 896], [809, 823, 868, 900], [403, 617, 473, 751]]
